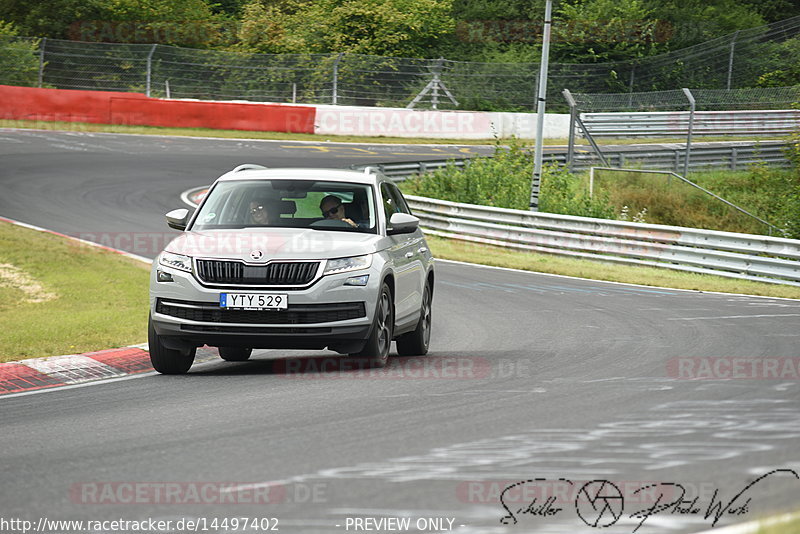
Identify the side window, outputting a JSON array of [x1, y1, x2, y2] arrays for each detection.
[[387, 184, 411, 215], [380, 183, 400, 222]]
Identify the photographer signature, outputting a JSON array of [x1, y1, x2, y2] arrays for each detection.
[[499, 469, 799, 532]]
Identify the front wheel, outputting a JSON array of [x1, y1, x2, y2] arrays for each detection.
[[350, 283, 393, 368], [396, 283, 432, 356], [148, 318, 196, 374]]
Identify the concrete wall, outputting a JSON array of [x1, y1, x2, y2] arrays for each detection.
[[0, 85, 316, 134], [1, 85, 569, 140], [313, 104, 570, 139]]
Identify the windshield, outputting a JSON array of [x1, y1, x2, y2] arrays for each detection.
[[190, 179, 378, 234]]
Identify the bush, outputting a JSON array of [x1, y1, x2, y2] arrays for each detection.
[[783, 123, 800, 238], [402, 139, 616, 218], [402, 140, 798, 238], [538, 163, 616, 219], [0, 21, 40, 87]]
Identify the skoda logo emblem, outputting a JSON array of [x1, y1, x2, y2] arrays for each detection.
[[250, 250, 264, 261]]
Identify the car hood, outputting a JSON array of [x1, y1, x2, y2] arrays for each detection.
[[165, 228, 385, 261]]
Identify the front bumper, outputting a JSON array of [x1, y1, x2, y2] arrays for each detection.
[[149, 260, 382, 353]]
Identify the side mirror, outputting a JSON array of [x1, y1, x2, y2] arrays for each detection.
[[166, 208, 192, 231], [387, 212, 420, 235]]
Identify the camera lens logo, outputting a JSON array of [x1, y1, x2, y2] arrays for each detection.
[[575, 480, 624, 528]]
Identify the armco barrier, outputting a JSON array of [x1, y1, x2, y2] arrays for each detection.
[[355, 141, 791, 179], [581, 110, 800, 137], [0, 85, 316, 133], [405, 195, 800, 287]]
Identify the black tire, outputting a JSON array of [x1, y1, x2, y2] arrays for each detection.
[[148, 318, 196, 375], [218, 347, 252, 362], [350, 283, 394, 368], [396, 283, 432, 356]]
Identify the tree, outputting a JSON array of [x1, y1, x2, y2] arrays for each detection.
[[552, 0, 664, 63], [646, 0, 765, 49], [0, 0, 232, 47], [0, 0, 105, 39], [237, 0, 455, 57], [756, 37, 800, 87], [0, 21, 40, 87], [740, 0, 800, 24]]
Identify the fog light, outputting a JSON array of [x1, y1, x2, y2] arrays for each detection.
[[157, 270, 174, 282], [344, 274, 369, 286]]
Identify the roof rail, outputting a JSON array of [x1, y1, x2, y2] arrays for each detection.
[[231, 164, 267, 173], [363, 166, 373, 175]]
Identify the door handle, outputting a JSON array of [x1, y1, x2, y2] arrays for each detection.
[[418, 247, 428, 254], [405, 252, 414, 259]]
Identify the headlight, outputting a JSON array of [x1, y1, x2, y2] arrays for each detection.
[[323, 254, 372, 275], [159, 252, 193, 273]]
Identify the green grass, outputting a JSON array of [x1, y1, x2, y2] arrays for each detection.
[[756, 514, 800, 534], [0, 221, 150, 362], [426, 235, 800, 300], [591, 166, 799, 236]]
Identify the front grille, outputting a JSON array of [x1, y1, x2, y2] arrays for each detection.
[[157, 299, 366, 325], [195, 259, 319, 286]]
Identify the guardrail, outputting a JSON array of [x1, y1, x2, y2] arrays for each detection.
[[581, 110, 800, 137], [354, 141, 790, 179], [406, 195, 800, 287], [580, 141, 790, 172]]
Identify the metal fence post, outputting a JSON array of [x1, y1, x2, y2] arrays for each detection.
[[145, 44, 157, 97], [37, 38, 46, 88], [563, 89, 577, 171], [431, 58, 445, 110], [332, 53, 343, 105], [530, 0, 553, 212], [727, 31, 740, 90], [627, 64, 635, 107], [682, 88, 695, 176]]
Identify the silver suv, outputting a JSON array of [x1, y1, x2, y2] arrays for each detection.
[[148, 165, 434, 374]]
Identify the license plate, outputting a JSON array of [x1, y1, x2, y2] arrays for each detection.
[[220, 293, 288, 310]]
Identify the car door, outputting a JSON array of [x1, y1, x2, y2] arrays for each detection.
[[381, 182, 425, 327]]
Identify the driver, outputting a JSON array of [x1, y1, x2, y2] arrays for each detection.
[[320, 195, 357, 228], [248, 199, 272, 225]]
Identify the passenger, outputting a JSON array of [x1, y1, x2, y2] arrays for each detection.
[[319, 195, 357, 227]]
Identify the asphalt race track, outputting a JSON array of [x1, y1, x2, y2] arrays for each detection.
[[1, 129, 799, 534]]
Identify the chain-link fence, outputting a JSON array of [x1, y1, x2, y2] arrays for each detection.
[[2, 15, 800, 111], [570, 86, 800, 112]]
